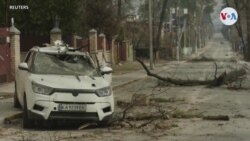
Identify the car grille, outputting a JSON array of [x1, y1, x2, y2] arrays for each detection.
[[54, 89, 96, 93], [54, 101, 95, 104], [49, 112, 99, 121]]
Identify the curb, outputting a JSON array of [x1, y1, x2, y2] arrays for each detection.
[[113, 77, 146, 90], [0, 93, 13, 100]]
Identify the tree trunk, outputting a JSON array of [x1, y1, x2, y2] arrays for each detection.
[[231, 0, 247, 59], [247, 0, 250, 60], [155, 0, 168, 60], [118, 0, 122, 17], [198, 0, 205, 48]]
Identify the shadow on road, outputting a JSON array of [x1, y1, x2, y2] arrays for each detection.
[[4, 119, 105, 131]]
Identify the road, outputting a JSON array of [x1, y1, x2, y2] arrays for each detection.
[[0, 33, 250, 141], [156, 33, 250, 141]]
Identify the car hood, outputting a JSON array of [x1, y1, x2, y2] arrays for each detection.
[[30, 74, 110, 90]]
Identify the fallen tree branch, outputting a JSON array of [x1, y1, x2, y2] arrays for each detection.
[[188, 56, 215, 62], [136, 58, 226, 86], [203, 115, 229, 121], [214, 62, 218, 79]]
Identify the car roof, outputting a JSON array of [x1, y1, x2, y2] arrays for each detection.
[[30, 46, 87, 55]]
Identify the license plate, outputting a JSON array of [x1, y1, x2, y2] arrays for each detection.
[[58, 104, 86, 112]]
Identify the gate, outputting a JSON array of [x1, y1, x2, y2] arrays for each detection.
[[0, 28, 11, 83]]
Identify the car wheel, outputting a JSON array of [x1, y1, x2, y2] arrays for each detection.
[[14, 82, 21, 108], [23, 94, 33, 129], [99, 114, 113, 127]]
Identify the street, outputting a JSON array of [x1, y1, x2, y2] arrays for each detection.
[[0, 33, 250, 141]]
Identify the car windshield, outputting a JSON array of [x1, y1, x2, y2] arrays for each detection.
[[32, 52, 99, 76]]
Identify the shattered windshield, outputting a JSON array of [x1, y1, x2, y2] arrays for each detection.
[[32, 53, 98, 76]]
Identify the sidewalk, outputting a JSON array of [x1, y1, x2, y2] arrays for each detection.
[[0, 82, 14, 95]]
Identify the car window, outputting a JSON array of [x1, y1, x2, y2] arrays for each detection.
[[32, 53, 99, 76], [24, 51, 35, 68], [27, 52, 35, 68], [24, 52, 32, 63]]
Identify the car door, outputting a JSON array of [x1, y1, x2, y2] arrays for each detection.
[[16, 51, 33, 106]]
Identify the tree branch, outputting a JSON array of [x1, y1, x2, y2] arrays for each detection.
[[136, 58, 226, 86]]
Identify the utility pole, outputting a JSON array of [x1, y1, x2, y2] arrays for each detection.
[[194, 12, 198, 53], [183, 8, 188, 49], [175, 6, 180, 61], [149, 0, 154, 69], [169, 8, 174, 32]]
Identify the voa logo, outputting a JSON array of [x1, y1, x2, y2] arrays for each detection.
[[220, 7, 238, 26]]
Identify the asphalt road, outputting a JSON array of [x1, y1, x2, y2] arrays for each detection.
[[113, 33, 250, 141], [154, 33, 250, 141]]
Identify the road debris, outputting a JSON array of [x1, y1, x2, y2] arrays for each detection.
[[202, 115, 230, 121], [3, 112, 23, 124], [137, 58, 247, 88]]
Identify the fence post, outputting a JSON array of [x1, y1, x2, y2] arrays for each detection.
[[111, 38, 116, 66], [99, 33, 107, 64], [9, 18, 20, 79], [89, 29, 100, 65], [89, 29, 98, 53], [99, 33, 106, 52], [50, 16, 62, 45]]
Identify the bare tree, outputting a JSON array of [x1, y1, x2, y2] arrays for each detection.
[[155, 0, 169, 60], [247, 0, 250, 60]]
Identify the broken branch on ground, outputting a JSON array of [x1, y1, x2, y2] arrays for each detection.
[[136, 58, 246, 87]]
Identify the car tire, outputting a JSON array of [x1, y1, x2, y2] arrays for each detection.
[[14, 82, 21, 108], [99, 114, 113, 127], [23, 94, 34, 129]]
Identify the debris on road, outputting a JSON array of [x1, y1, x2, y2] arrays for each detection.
[[188, 56, 215, 62], [116, 100, 130, 108], [150, 97, 185, 103], [137, 58, 247, 88], [78, 123, 92, 130], [3, 112, 23, 124], [171, 109, 203, 119], [132, 94, 150, 106], [233, 114, 245, 118], [202, 115, 230, 121]]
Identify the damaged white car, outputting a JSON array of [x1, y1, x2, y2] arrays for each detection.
[[14, 42, 114, 128]]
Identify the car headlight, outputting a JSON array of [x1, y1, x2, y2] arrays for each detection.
[[32, 82, 53, 95], [96, 87, 111, 97]]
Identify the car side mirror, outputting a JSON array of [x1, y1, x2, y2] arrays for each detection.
[[18, 63, 29, 71], [100, 66, 113, 75], [100, 66, 112, 84]]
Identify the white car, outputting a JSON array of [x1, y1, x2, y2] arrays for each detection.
[[14, 43, 114, 128]]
